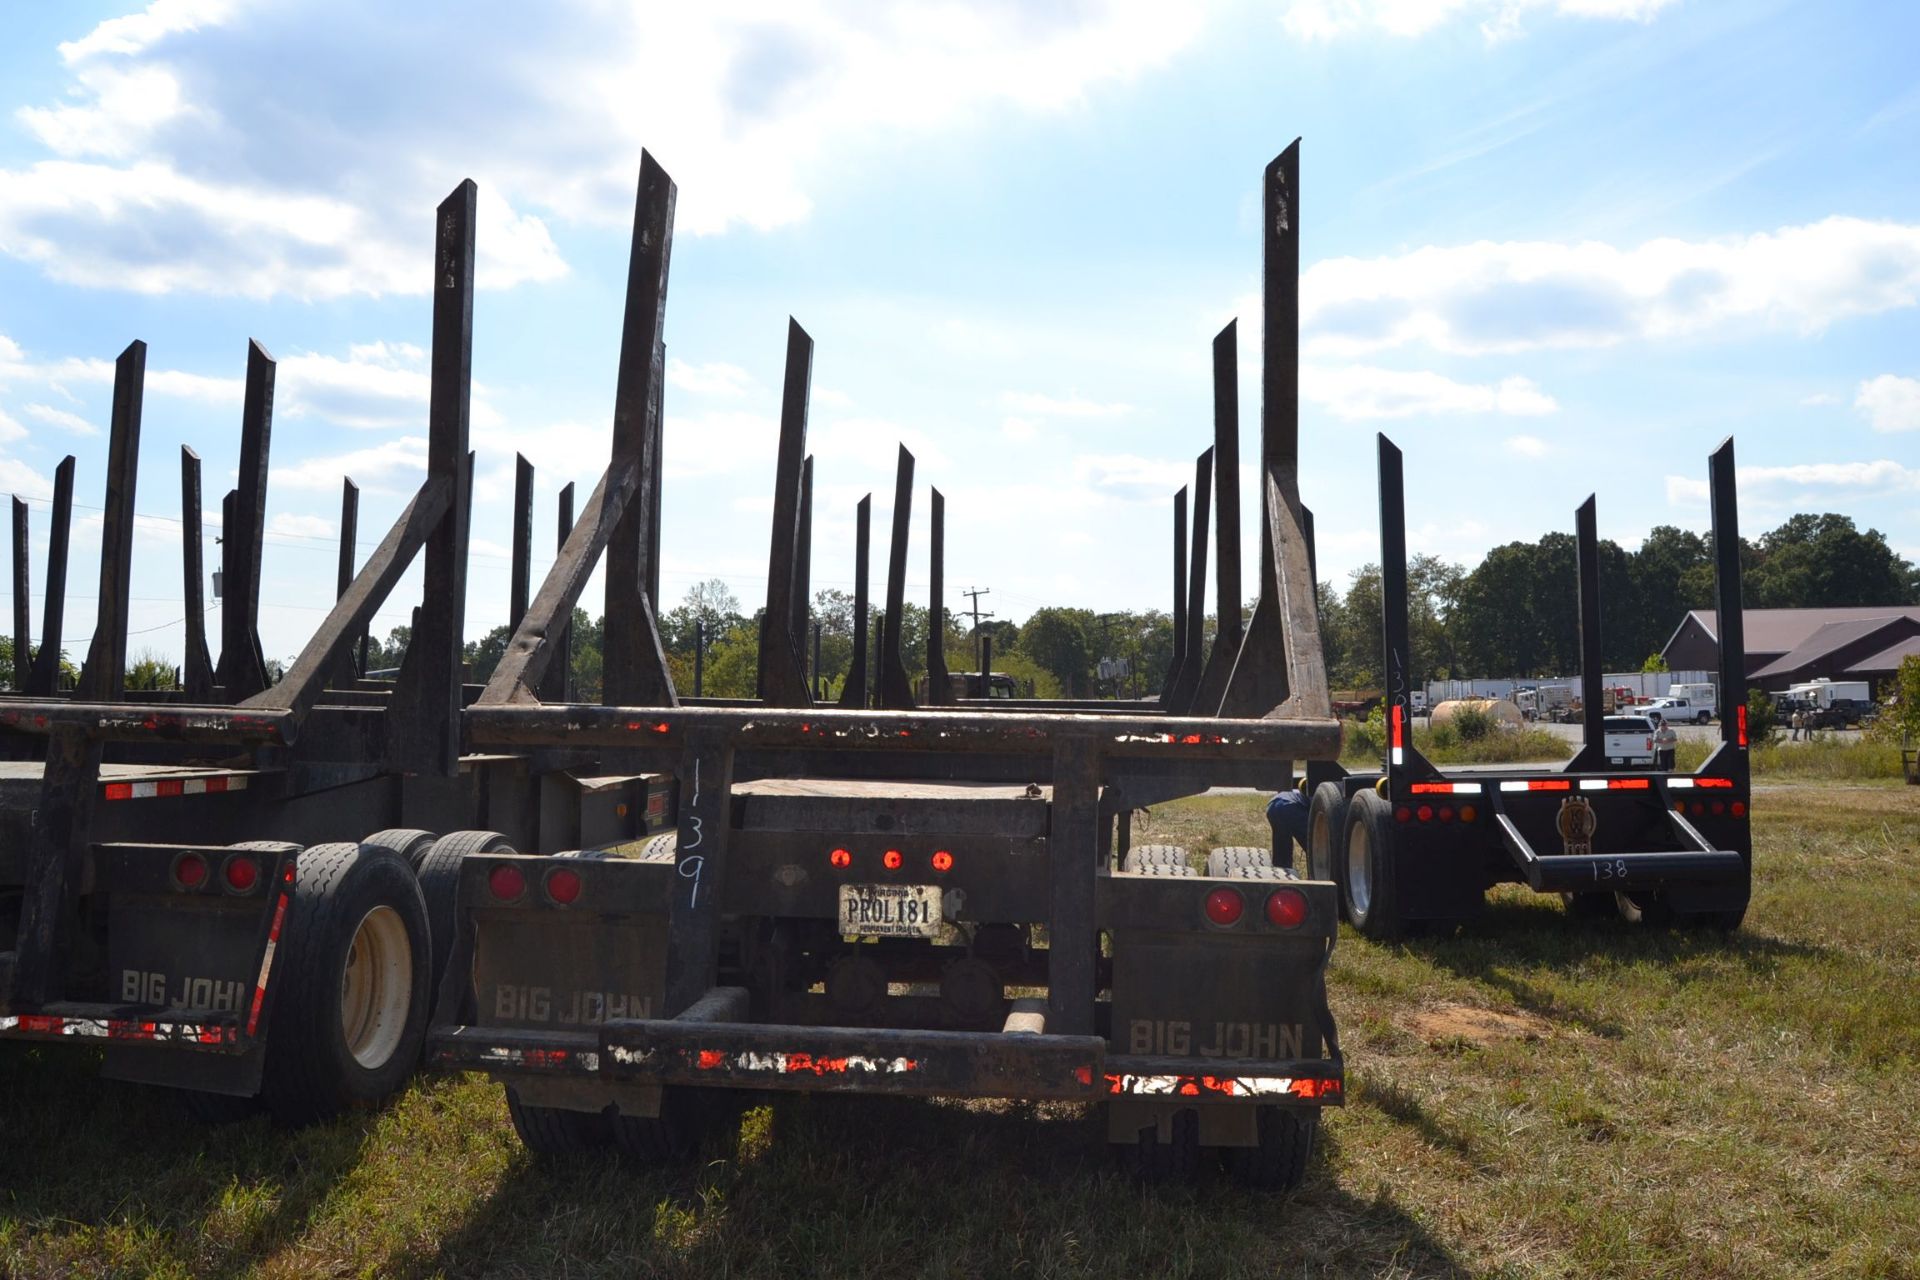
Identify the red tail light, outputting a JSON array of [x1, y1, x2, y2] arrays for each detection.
[[488, 864, 526, 900], [1394, 805, 1412, 823], [1731, 801, 1747, 818], [1437, 805, 1454, 823], [1203, 888, 1244, 926], [545, 867, 582, 905], [1710, 801, 1725, 816], [882, 849, 903, 870], [1736, 703, 1748, 747], [931, 850, 953, 873], [173, 852, 209, 890], [222, 855, 259, 893], [1265, 888, 1308, 929], [1416, 804, 1433, 823], [829, 847, 852, 869]]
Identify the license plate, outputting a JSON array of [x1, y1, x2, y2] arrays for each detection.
[[838, 884, 942, 937]]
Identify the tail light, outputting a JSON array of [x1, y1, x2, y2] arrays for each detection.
[[1710, 801, 1725, 816], [1416, 804, 1433, 823], [882, 849, 904, 870], [1731, 801, 1747, 818], [1394, 805, 1412, 823], [931, 850, 954, 873], [488, 863, 526, 900], [1459, 804, 1478, 823], [1265, 887, 1308, 929], [1203, 888, 1244, 926], [222, 855, 259, 893], [545, 867, 582, 905], [829, 847, 852, 869], [172, 852, 209, 890], [1437, 805, 1454, 823]]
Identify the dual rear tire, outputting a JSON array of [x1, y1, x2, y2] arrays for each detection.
[[1120, 1106, 1318, 1191]]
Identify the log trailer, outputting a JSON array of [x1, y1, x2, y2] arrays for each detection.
[[3, 143, 1344, 1185], [1302, 435, 1753, 939]]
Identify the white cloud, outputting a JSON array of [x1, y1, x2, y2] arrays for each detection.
[[814, 386, 854, 410], [1282, 0, 1676, 41], [0, 407, 25, 444], [810, 417, 952, 473], [1072, 453, 1191, 500], [0, 0, 1204, 299], [0, 455, 51, 497], [1000, 391, 1134, 418], [272, 435, 427, 495], [1506, 433, 1549, 457], [1666, 460, 1920, 506], [666, 358, 753, 399], [23, 403, 99, 436], [1854, 374, 1920, 433], [1000, 416, 1039, 442], [267, 511, 337, 540], [1301, 364, 1558, 419], [1303, 217, 1920, 357], [1799, 392, 1841, 407]]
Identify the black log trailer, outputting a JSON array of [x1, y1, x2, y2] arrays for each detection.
[[3, 142, 1346, 1184], [1302, 434, 1753, 939]]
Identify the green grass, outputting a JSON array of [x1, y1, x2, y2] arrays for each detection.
[[1340, 719, 1571, 768], [5, 788, 1919, 1278], [1672, 734, 1908, 780]]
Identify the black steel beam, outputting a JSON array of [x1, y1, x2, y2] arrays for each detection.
[[662, 730, 735, 1016], [838, 494, 871, 709], [1048, 736, 1099, 1035], [1374, 435, 1430, 788], [10, 496, 27, 690], [386, 181, 477, 774], [1164, 486, 1188, 699], [180, 447, 215, 699], [1193, 323, 1242, 712], [464, 701, 1344, 760], [28, 456, 73, 695], [792, 454, 814, 647], [542, 481, 575, 704], [926, 487, 953, 705], [510, 453, 533, 629], [77, 342, 144, 702], [879, 445, 917, 709], [1165, 450, 1213, 714], [216, 340, 274, 700], [1258, 139, 1301, 595], [603, 153, 677, 709], [1709, 438, 1749, 772], [332, 476, 360, 687], [1566, 496, 1608, 773], [757, 319, 814, 708]]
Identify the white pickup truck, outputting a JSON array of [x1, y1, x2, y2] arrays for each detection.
[[1603, 714, 1657, 766], [1642, 696, 1711, 725]]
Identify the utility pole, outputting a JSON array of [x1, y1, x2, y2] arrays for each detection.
[[962, 585, 995, 676]]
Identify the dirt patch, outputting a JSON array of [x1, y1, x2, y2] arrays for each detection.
[[1407, 1002, 1554, 1047]]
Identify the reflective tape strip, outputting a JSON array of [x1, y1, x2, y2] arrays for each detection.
[[1579, 780, 1606, 790], [102, 775, 247, 800], [1390, 748, 1404, 765], [1409, 781, 1484, 795], [1667, 778, 1696, 789], [1104, 1073, 1341, 1099], [607, 1045, 921, 1076], [0, 1014, 235, 1045], [471, 1045, 599, 1072], [245, 890, 291, 1037]]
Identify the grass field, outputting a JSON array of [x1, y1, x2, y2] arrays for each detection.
[[4, 786, 1917, 1279]]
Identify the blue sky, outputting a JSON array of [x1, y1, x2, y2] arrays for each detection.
[[1, 0, 1917, 667]]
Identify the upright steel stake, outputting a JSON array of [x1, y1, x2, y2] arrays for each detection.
[[693, 619, 704, 697], [1164, 486, 1188, 698], [217, 341, 275, 699], [1566, 495, 1608, 772], [544, 481, 575, 703], [1165, 449, 1213, 714], [878, 445, 917, 709], [28, 456, 73, 694], [1194, 322, 1243, 711], [511, 454, 534, 628], [1709, 438, 1749, 777], [387, 180, 476, 774], [792, 455, 814, 646], [333, 476, 360, 686], [756, 320, 814, 707], [926, 487, 953, 704], [838, 494, 871, 709], [78, 342, 145, 701], [10, 497, 28, 690], [180, 448, 215, 698]]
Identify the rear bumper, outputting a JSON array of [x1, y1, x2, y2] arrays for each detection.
[[0, 1008, 244, 1052], [429, 1018, 1344, 1106]]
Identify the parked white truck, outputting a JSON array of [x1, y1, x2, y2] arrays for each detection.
[[1667, 682, 1718, 720]]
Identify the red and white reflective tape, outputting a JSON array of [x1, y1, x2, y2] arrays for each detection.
[[102, 774, 249, 801], [467, 1045, 600, 1072], [608, 1045, 921, 1077], [0, 1013, 236, 1045], [245, 889, 292, 1037], [1104, 1072, 1341, 1099]]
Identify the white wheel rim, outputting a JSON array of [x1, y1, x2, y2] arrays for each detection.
[[1347, 818, 1372, 916], [339, 905, 412, 1069]]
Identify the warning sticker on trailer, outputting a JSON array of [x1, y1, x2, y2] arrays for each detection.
[[837, 884, 941, 937]]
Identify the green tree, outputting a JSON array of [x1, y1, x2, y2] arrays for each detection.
[[1745, 514, 1919, 608], [1015, 607, 1094, 696], [1641, 652, 1670, 674]]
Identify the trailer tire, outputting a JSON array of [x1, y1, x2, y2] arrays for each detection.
[[260, 842, 430, 1125], [1343, 790, 1406, 941], [1222, 1106, 1318, 1191], [607, 1088, 721, 1162], [1122, 844, 1193, 876], [1119, 1107, 1200, 1181], [1306, 782, 1350, 913], [415, 831, 514, 1007], [1206, 846, 1272, 876], [1560, 891, 1615, 919], [360, 828, 439, 872], [505, 1086, 607, 1156], [182, 1089, 261, 1125]]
